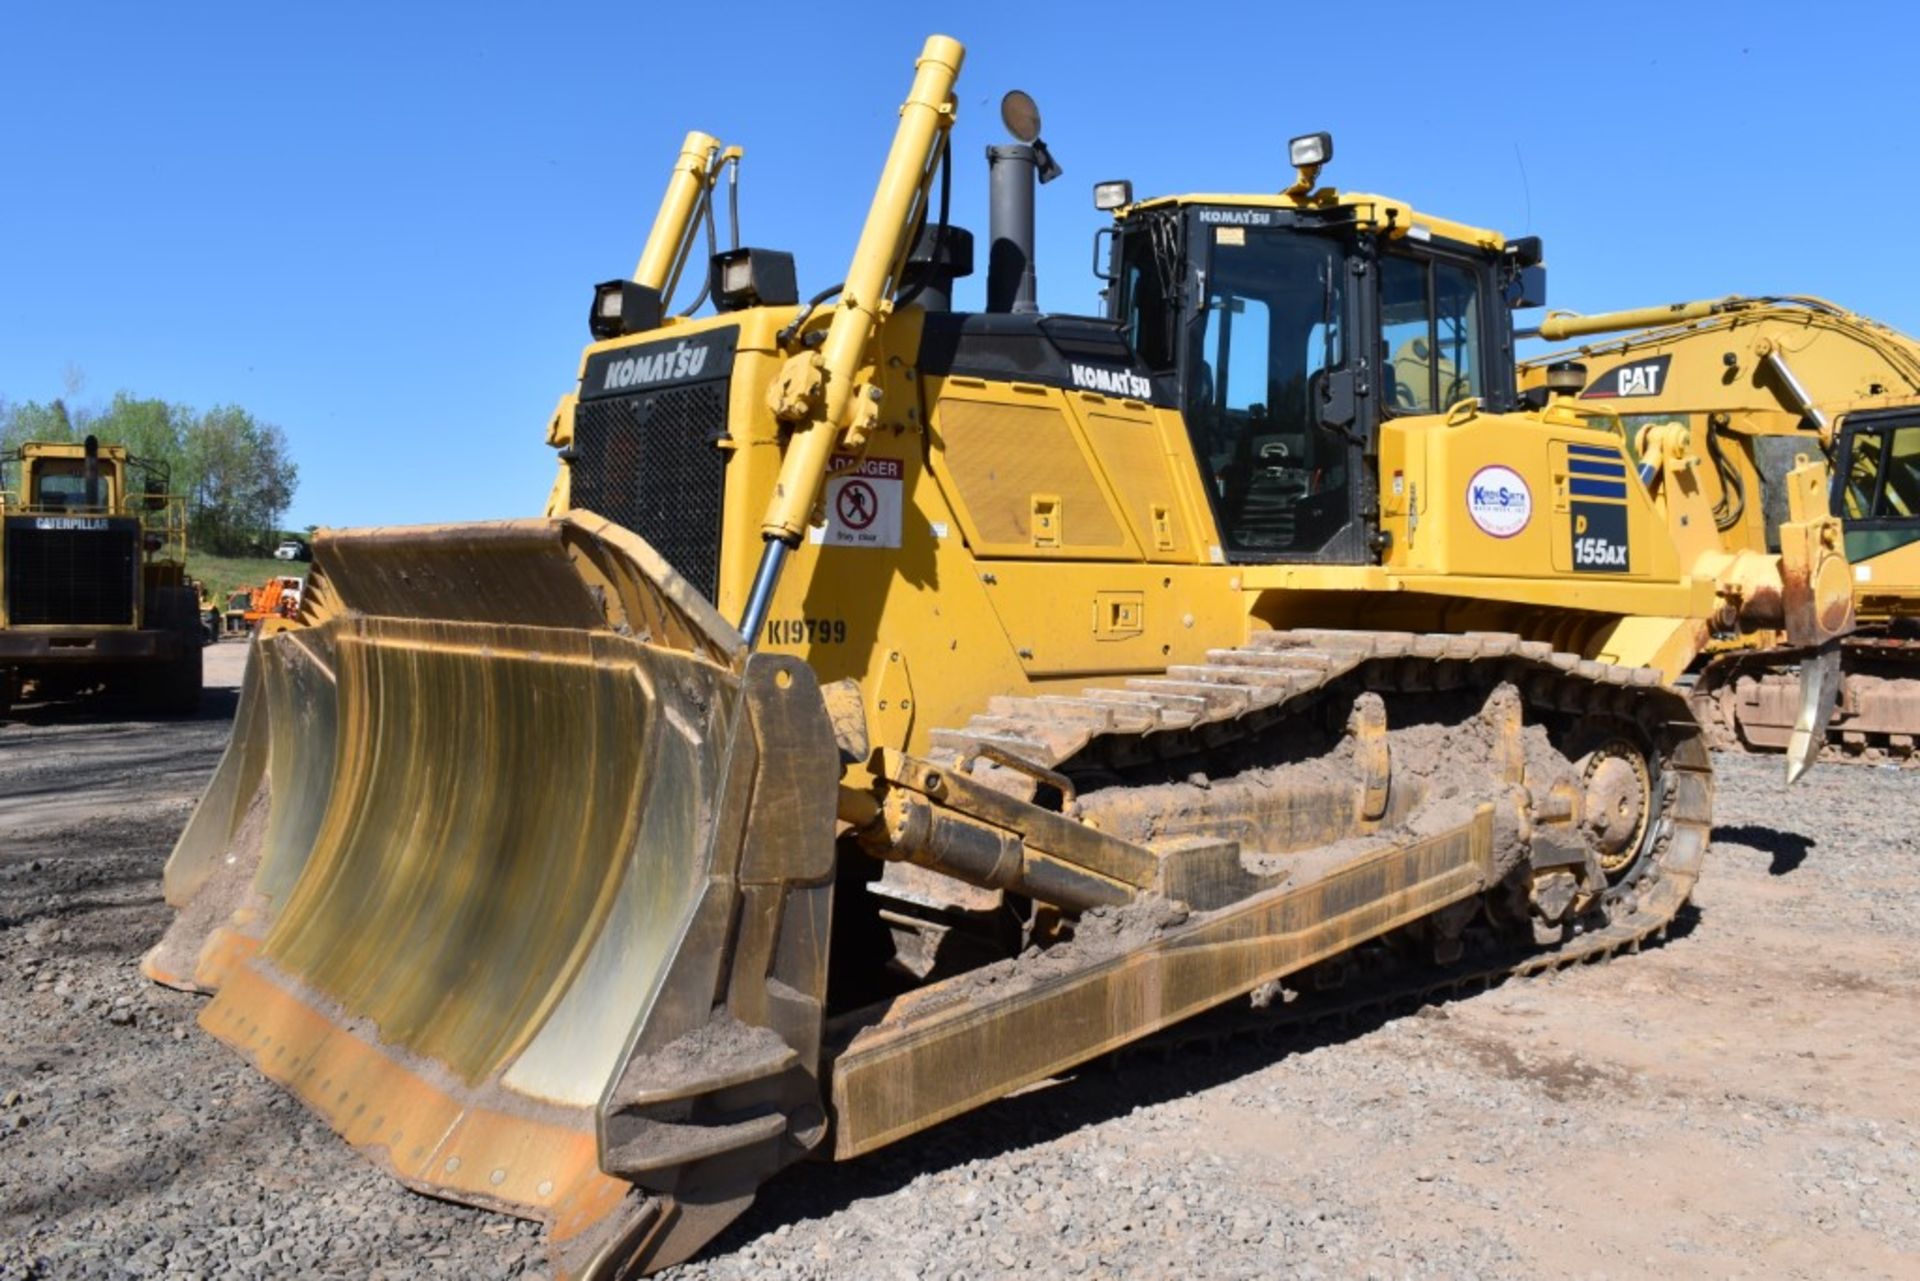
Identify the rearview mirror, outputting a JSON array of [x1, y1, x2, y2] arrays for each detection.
[[1506, 264, 1547, 310]]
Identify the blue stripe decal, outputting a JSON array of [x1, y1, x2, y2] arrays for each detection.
[[1566, 442, 1621, 459], [1570, 477, 1629, 499], [1569, 457, 1628, 478]]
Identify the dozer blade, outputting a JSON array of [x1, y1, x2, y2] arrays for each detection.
[[144, 514, 840, 1278]]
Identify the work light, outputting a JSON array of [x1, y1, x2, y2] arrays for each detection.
[[1288, 132, 1333, 168], [709, 248, 799, 312], [589, 280, 663, 339]]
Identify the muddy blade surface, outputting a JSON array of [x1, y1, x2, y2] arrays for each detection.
[[144, 516, 838, 1278]]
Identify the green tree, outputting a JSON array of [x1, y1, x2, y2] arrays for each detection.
[[1, 398, 81, 453], [93, 393, 188, 464], [2, 391, 298, 554], [90, 393, 193, 498], [182, 405, 298, 554]]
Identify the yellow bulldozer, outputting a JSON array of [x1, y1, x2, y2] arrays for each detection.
[[0, 435, 202, 715], [146, 36, 1854, 1277], [1521, 297, 1919, 762]]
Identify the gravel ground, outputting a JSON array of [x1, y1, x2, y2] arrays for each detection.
[[3, 649, 1917, 1279]]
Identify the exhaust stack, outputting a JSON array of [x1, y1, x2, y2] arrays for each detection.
[[82, 434, 100, 510], [986, 90, 1061, 315], [987, 145, 1038, 314]]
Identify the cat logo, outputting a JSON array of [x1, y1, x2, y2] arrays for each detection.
[[1581, 354, 1672, 400]]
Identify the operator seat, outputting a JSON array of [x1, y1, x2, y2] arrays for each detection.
[[1390, 337, 1466, 412]]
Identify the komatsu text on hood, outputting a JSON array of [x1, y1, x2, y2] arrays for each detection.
[[580, 328, 738, 400]]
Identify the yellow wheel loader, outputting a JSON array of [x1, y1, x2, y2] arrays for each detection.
[[146, 36, 1852, 1277], [1521, 297, 1919, 763], [0, 436, 201, 715]]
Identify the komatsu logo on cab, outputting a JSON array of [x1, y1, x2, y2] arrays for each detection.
[[1069, 363, 1152, 398], [601, 340, 708, 391], [1197, 209, 1273, 226]]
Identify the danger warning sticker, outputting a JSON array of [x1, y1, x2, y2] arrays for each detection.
[[815, 454, 903, 548]]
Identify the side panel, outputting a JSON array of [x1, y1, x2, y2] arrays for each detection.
[[925, 379, 1139, 559], [753, 315, 1239, 750], [1852, 537, 1920, 622], [1546, 441, 1641, 577], [1065, 395, 1198, 562], [1384, 412, 1684, 588]]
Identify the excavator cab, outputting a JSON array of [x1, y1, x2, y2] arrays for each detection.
[[1836, 409, 1920, 528], [1833, 406, 1920, 594]]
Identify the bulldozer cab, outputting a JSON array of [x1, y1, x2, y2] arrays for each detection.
[[1107, 201, 1521, 564]]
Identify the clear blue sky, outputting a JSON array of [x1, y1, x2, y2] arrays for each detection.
[[3, 2, 1912, 530]]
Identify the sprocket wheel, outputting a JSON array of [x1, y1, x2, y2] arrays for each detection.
[[1577, 733, 1659, 888]]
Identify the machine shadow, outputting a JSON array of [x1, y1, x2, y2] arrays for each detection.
[[1712, 822, 1815, 876], [5, 681, 239, 728]]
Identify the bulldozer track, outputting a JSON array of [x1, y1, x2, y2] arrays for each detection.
[[1104, 918, 1679, 1074], [1695, 634, 1920, 767], [927, 627, 1711, 1055]]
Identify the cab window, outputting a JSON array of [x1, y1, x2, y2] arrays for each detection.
[[1185, 227, 1350, 556], [1115, 218, 1180, 372], [31, 461, 110, 511], [1845, 424, 1920, 519], [1380, 255, 1484, 414]]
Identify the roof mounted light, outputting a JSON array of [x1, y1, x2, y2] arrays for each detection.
[[589, 280, 663, 339], [1092, 179, 1132, 211], [1288, 132, 1333, 168], [1285, 132, 1333, 198]]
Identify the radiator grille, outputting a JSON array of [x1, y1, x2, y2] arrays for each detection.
[[4, 517, 139, 625], [571, 381, 730, 600]]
